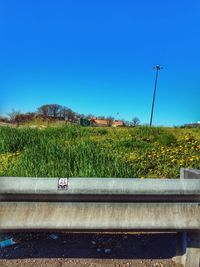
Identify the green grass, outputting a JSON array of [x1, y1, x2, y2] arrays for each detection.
[[0, 125, 199, 178]]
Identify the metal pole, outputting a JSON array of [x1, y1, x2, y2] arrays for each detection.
[[150, 65, 163, 127]]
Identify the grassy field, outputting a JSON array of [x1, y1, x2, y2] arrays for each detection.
[[0, 125, 199, 178]]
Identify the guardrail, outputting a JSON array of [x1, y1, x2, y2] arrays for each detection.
[[0, 168, 199, 267]]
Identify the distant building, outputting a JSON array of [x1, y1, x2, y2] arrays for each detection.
[[89, 118, 125, 127], [79, 117, 125, 127], [90, 118, 111, 127], [112, 120, 125, 127]]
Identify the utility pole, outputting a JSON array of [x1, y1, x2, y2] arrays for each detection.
[[150, 65, 163, 127]]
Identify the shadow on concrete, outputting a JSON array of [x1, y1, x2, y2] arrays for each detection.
[[0, 232, 176, 260]]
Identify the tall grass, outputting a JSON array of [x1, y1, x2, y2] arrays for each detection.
[[0, 125, 199, 178]]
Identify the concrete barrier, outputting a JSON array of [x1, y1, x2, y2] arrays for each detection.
[[180, 167, 200, 179], [0, 171, 200, 267]]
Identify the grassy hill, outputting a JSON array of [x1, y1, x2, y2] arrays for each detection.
[[0, 125, 199, 178]]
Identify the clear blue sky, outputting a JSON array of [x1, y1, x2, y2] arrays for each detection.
[[0, 0, 200, 126]]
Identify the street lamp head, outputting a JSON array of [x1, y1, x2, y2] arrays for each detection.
[[153, 65, 163, 70]]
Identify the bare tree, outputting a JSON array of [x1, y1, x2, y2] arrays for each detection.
[[37, 104, 62, 118], [37, 105, 49, 117], [7, 109, 21, 123], [61, 107, 76, 121], [97, 116, 106, 120], [131, 117, 141, 127], [106, 116, 115, 121], [49, 104, 62, 118], [106, 116, 114, 126]]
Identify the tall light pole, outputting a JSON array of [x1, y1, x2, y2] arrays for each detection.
[[149, 65, 163, 127]]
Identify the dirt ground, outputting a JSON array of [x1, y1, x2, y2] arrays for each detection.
[[0, 232, 183, 267]]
